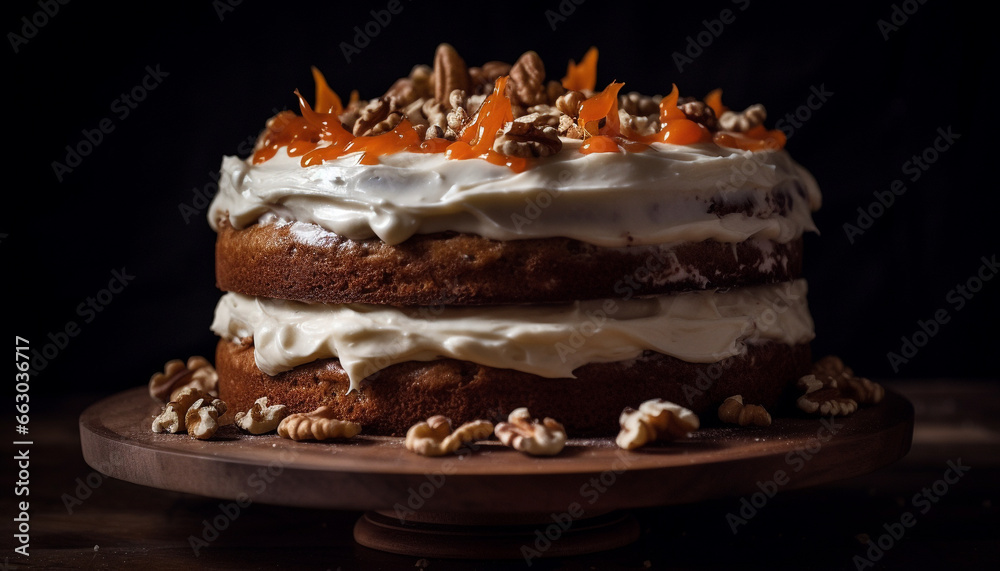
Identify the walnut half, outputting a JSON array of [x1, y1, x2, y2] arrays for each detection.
[[616, 399, 700, 450], [493, 122, 562, 158], [494, 408, 566, 456], [796, 355, 884, 416], [185, 397, 228, 440], [151, 387, 215, 434], [277, 407, 361, 441], [148, 356, 217, 403], [717, 395, 772, 427], [405, 415, 494, 457], [235, 397, 289, 435]]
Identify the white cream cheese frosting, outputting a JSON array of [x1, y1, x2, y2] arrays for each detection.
[[209, 140, 821, 247], [210, 280, 815, 391]]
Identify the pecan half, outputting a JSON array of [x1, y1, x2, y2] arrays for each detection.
[[433, 43, 468, 108], [468, 61, 511, 95], [509, 51, 547, 108]]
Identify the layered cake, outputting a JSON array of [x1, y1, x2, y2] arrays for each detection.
[[208, 45, 821, 436]]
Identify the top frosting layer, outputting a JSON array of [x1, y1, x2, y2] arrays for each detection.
[[209, 140, 821, 247]]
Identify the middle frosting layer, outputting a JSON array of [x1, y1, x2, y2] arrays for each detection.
[[210, 140, 821, 247], [210, 280, 815, 392]]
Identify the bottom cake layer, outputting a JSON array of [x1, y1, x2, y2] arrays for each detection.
[[216, 339, 812, 436]]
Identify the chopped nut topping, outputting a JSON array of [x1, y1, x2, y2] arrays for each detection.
[[677, 98, 719, 131], [433, 43, 468, 108], [718, 103, 766, 132], [185, 397, 228, 440], [235, 397, 289, 435], [717, 395, 772, 427], [277, 407, 361, 441], [619, 110, 660, 138], [508, 51, 548, 108], [494, 407, 567, 456], [493, 122, 562, 158], [148, 356, 218, 403], [616, 399, 700, 450], [405, 415, 494, 457], [151, 387, 215, 434]]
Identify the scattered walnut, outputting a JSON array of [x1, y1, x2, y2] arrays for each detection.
[[422, 99, 448, 131], [619, 91, 660, 117], [509, 51, 548, 108], [148, 356, 218, 403], [467, 61, 511, 95], [235, 397, 289, 435], [616, 399, 700, 450], [555, 90, 586, 118], [677, 99, 719, 131], [277, 407, 361, 441], [433, 43, 468, 108], [813, 355, 883, 405], [717, 395, 772, 427], [494, 122, 562, 158], [495, 407, 567, 456], [842, 376, 885, 406], [185, 397, 228, 440], [718, 104, 766, 132], [151, 387, 215, 434], [796, 356, 884, 416], [405, 415, 494, 457]]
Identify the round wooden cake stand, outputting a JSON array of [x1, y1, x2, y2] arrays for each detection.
[[80, 387, 913, 559]]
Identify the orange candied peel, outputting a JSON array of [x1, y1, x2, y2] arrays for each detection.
[[445, 76, 529, 172], [561, 47, 598, 92]]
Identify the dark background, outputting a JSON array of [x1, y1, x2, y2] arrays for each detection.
[[6, 0, 996, 398]]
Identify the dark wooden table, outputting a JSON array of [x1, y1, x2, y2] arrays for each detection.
[[6, 379, 998, 570]]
